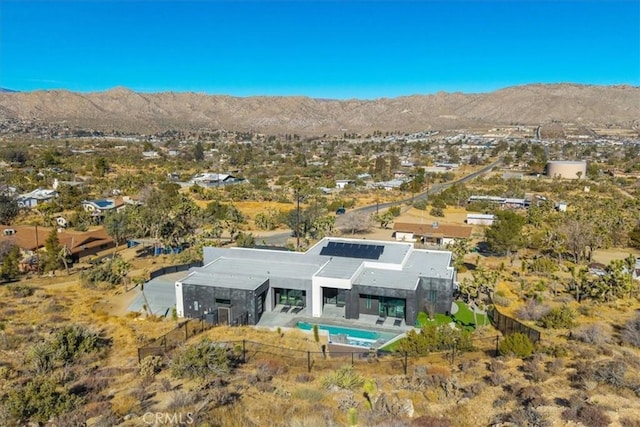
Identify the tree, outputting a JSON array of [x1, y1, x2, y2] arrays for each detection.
[[629, 223, 640, 249], [194, 141, 205, 162], [104, 211, 130, 255], [235, 232, 255, 248], [1, 244, 20, 281], [336, 211, 372, 235], [373, 211, 395, 229], [42, 229, 63, 273], [484, 210, 526, 256], [0, 195, 19, 225], [94, 157, 109, 177]]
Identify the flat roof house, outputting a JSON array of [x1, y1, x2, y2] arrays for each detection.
[[175, 237, 456, 327]]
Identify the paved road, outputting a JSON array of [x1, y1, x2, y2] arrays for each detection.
[[259, 158, 502, 246]]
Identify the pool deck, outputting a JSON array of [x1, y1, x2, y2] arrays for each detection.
[[256, 303, 415, 336]]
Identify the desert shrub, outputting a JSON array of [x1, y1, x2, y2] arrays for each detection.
[[80, 263, 121, 289], [139, 355, 163, 378], [488, 359, 505, 372], [295, 373, 314, 383], [522, 359, 549, 383], [52, 324, 106, 363], [6, 283, 35, 297], [411, 415, 452, 427], [462, 382, 484, 399], [5, 377, 82, 423], [28, 341, 56, 374], [493, 294, 511, 307], [166, 390, 199, 410], [486, 372, 506, 387], [495, 407, 550, 427], [620, 416, 640, 427], [562, 403, 611, 427], [593, 360, 627, 388], [292, 387, 325, 402], [413, 200, 428, 210], [499, 333, 534, 358], [516, 299, 550, 321], [170, 339, 230, 379], [396, 324, 474, 356], [573, 323, 613, 345], [255, 358, 288, 381], [538, 305, 575, 329], [516, 385, 549, 407], [388, 206, 401, 217], [322, 365, 365, 391], [430, 207, 445, 217], [621, 314, 640, 348], [546, 358, 565, 375], [540, 343, 569, 358]]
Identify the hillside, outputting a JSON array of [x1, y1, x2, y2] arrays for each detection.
[[0, 84, 638, 134]]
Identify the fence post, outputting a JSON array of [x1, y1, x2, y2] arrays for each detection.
[[450, 343, 456, 365], [307, 351, 311, 373], [137, 348, 141, 363], [184, 322, 188, 340], [495, 335, 499, 356], [242, 340, 246, 364], [404, 352, 408, 375], [351, 352, 354, 366]]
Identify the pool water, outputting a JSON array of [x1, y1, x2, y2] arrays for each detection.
[[296, 322, 398, 348]]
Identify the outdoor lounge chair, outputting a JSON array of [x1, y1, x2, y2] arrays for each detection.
[[376, 315, 386, 325], [393, 318, 402, 327], [291, 301, 304, 314], [280, 305, 291, 313]]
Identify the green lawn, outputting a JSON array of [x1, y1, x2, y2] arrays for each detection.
[[452, 301, 487, 327], [379, 302, 488, 352]]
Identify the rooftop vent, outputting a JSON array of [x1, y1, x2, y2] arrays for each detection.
[[3, 228, 16, 236], [432, 222, 439, 229]]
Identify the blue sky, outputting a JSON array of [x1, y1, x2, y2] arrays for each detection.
[[1, 1, 638, 99]]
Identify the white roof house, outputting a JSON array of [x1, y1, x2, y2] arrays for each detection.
[[16, 189, 58, 208], [175, 237, 456, 327]]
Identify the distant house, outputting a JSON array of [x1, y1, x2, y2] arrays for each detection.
[[142, 151, 160, 159], [189, 173, 245, 187], [393, 222, 473, 246], [16, 189, 58, 208], [335, 179, 355, 189], [0, 225, 114, 263], [81, 199, 125, 217], [372, 179, 405, 191], [466, 214, 496, 226]]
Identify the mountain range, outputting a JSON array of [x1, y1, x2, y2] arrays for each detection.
[[0, 84, 638, 134]]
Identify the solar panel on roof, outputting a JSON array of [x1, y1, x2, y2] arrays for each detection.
[[320, 242, 385, 260]]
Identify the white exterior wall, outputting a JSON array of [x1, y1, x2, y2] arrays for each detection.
[[311, 276, 352, 317], [395, 231, 416, 242], [175, 281, 185, 317]]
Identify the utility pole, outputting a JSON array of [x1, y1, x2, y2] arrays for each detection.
[[296, 188, 301, 249]]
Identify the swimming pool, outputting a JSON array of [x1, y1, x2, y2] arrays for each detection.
[[296, 322, 398, 348]]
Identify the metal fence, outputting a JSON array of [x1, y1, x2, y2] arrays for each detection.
[[489, 307, 541, 343], [148, 261, 203, 280], [138, 320, 503, 374]]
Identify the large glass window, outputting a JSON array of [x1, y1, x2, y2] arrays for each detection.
[[379, 296, 406, 318], [275, 288, 306, 306]]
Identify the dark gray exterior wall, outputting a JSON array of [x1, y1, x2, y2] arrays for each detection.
[[418, 277, 454, 315], [345, 285, 419, 326], [181, 279, 269, 325]]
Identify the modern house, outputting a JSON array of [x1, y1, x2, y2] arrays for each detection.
[[392, 222, 473, 245], [335, 179, 355, 189], [175, 237, 456, 327]]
